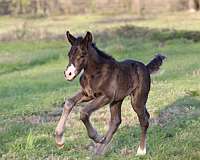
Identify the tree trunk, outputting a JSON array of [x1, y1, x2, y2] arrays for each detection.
[[53, 0, 64, 14], [131, 0, 143, 15], [42, 0, 48, 16], [31, 0, 38, 15], [188, 0, 199, 12], [0, 0, 12, 15], [18, 0, 23, 14]]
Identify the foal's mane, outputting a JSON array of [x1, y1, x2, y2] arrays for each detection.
[[77, 36, 114, 60], [91, 43, 114, 60]]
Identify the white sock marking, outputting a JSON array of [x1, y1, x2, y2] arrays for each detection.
[[136, 141, 146, 156]]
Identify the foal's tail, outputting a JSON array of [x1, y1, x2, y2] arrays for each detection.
[[146, 54, 166, 74]]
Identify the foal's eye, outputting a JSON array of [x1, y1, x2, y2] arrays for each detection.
[[77, 55, 84, 59]]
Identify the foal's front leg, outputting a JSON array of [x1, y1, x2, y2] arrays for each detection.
[[80, 95, 110, 143], [55, 91, 92, 148]]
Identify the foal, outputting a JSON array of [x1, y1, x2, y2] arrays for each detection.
[[55, 31, 166, 155]]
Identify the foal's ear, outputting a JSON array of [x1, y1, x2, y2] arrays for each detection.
[[82, 31, 93, 47], [66, 31, 76, 45]]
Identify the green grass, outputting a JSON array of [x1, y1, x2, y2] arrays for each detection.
[[0, 13, 200, 159]]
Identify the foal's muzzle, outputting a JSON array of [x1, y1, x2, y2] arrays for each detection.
[[64, 64, 77, 81]]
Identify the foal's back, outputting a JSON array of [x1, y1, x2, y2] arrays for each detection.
[[108, 59, 150, 100]]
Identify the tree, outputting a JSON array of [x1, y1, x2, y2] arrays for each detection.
[[131, 0, 144, 15], [30, 0, 38, 15], [18, 0, 23, 14], [53, 0, 64, 14], [0, 0, 12, 15], [189, 0, 200, 12], [39, 0, 49, 16]]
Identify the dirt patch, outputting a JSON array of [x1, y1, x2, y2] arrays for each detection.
[[11, 103, 85, 125], [12, 107, 63, 125], [0, 127, 6, 133], [150, 105, 199, 127], [0, 54, 19, 64]]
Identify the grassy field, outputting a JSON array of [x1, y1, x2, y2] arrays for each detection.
[[0, 13, 200, 160], [2, 12, 200, 41]]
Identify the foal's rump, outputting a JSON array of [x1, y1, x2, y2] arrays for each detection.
[[116, 53, 166, 97], [114, 60, 149, 98]]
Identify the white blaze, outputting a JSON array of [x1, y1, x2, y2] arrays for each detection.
[[64, 64, 77, 80]]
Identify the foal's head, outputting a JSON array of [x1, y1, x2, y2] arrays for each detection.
[[64, 31, 93, 81]]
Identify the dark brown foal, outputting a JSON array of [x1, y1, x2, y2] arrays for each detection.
[[55, 31, 166, 155]]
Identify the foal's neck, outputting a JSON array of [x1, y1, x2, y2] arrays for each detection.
[[84, 45, 106, 74]]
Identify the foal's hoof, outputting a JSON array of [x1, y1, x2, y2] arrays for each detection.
[[55, 134, 65, 149], [94, 135, 106, 143], [136, 146, 146, 156], [56, 143, 64, 149], [94, 143, 111, 156]]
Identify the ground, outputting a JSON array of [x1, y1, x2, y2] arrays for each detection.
[[0, 12, 200, 160]]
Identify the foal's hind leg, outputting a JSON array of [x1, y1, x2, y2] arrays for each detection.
[[95, 100, 123, 155], [131, 92, 150, 156]]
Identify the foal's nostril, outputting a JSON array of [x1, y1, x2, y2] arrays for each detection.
[[69, 72, 72, 76]]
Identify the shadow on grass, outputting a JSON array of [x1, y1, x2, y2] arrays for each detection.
[[107, 95, 200, 158], [95, 16, 152, 25], [95, 25, 200, 42]]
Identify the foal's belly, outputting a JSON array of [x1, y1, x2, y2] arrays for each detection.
[[114, 62, 139, 98], [114, 74, 135, 99]]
